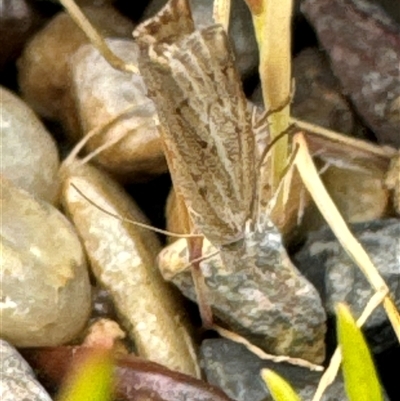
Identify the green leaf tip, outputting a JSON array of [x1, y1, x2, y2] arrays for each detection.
[[336, 303, 384, 401], [261, 368, 302, 401], [56, 349, 114, 401]]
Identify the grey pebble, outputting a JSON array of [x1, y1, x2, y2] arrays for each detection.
[[0, 339, 52, 401], [200, 338, 348, 401], [294, 218, 400, 352]]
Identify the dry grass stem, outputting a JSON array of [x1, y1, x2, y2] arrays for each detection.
[[213, 0, 231, 31], [293, 132, 400, 341], [59, 0, 139, 74]]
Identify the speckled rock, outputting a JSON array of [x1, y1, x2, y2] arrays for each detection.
[[200, 338, 349, 401], [0, 87, 59, 203], [1, 178, 91, 347], [294, 218, 400, 353], [0, 340, 52, 401], [60, 160, 200, 377], [159, 216, 327, 364]]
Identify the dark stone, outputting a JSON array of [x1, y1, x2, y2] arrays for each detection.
[[294, 218, 400, 352], [200, 338, 348, 401], [301, 0, 400, 147]]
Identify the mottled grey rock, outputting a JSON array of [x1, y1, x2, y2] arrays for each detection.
[[159, 216, 327, 364], [294, 218, 400, 352], [0, 339, 52, 401], [200, 338, 348, 401], [142, 0, 258, 79], [0, 87, 60, 204]]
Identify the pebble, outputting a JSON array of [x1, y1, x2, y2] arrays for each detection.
[[0, 339, 52, 401], [200, 338, 349, 401], [18, 7, 134, 138], [71, 38, 167, 180], [141, 0, 258, 79], [60, 160, 200, 377], [1, 177, 92, 347], [294, 218, 400, 353], [0, 86, 60, 204], [301, 0, 400, 147], [0, 0, 42, 69], [385, 151, 400, 214], [159, 216, 327, 364]]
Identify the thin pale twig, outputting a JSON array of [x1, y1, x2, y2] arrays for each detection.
[[213, 0, 231, 31], [293, 132, 400, 341], [59, 0, 139, 74], [212, 324, 323, 371]]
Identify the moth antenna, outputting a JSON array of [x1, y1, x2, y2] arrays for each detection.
[[187, 237, 214, 327], [70, 183, 203, 239], [258, 123, 297, 171], [59, 0, 139, 74], [263, 143, 299, 217]]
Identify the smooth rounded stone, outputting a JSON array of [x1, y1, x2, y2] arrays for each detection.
[[200, 338, 349, 401], [18, 8, 134, 138], [385, 152, 400, 214], [142, 0, 258, 79], [0, 339, 52, 401], [0, 0, 41, 69], [159, 216, 327, 364], [318, 161, 389, 224], [71, 38, 167, 180], [301, 0, 400, 147], [1, 178, 91, 347], [60, 160, 200, 377], [294, 218, 400, 353], [0, 87, 60, 204], [83, 318, 128, 355]]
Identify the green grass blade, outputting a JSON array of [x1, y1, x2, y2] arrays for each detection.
[[57, 349, 114, 401], [336, 303, 384, 401], [261, 368, 302, 401]]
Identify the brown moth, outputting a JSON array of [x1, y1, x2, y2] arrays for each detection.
[[134, 0, 327, 364], [134, 0, 257, 248]]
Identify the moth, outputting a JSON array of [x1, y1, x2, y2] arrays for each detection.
[[133, 0, 327, 364]]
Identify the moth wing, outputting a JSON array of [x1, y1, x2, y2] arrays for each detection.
[[140, 26, 256, 246], [133, 0, 195, 47]]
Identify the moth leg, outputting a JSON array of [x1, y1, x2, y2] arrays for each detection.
[[263, 143, 300, 217], [59, 0, 139, 74], [187, 236, 214, 328]]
